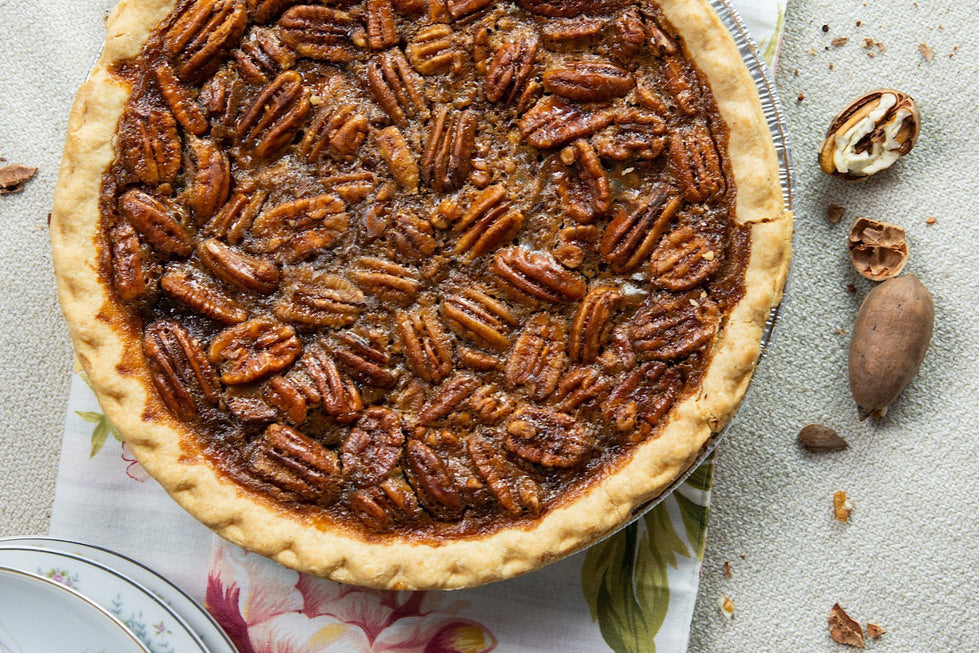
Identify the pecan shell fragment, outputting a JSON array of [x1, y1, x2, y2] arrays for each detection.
[[847, 217, 909, 281]]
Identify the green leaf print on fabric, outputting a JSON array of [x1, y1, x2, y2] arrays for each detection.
[[76, 372, 123, 458], [759, 3, 786, 66], [582, 456, 714, 653]]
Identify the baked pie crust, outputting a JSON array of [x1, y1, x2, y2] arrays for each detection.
[[51, 0, 791, 589]]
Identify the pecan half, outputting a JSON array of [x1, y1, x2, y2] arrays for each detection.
[[298, 104, 369, 164], [407, 24, 458, 75], [484, 34, 539, 105], [365, 0, 400, 49], [664, 57, 700, 114], [246, 0, 301, 23], [199, 238, 280, 294], [234, 27, 296, 83], [390, 210, 437, 260], [208, 318, 302, 384], [119, 106, 182, 186], [161, 263, 248, 324], [470, 384, 514, 424], [367, 48, 427, 126], [517, 0, 629, 17], [246, 424, 341, 504], [404, 439, 463, 519], [274, 267, 365, 326], [649, 225, 720, 291], [452, 185, 524, 261], [608, 7, 645, 63], [493, 247, 587, 303], [600, 187, 682, 273], [441, 287, 518, 351], [819, 90, 920, 181], [349, 477, 422, 530], [551, 366, 611, 413], [248, 194, 348, 262], [108, 221, 157, 303], [392, 0, 426, 14], [279, 5, 360, 61], [505, 406, 593, 468], [543, 61, 634, 103], [540, 17, 605, 44], [417, 373, 480, 425], [467, 433, 541, 516], [154, 62, 208, 135], [235, 70, 310, 158], [440, 0, 494, 21], [555, 139, 611, 224], [420, 106, 476, 193], [593, 108, 667, 161], [569, 286, 622, 364], [669, 122, 724, 203], [164, 0, 248, 82], [185, 138, 231, 224], [333, 330, 397, 387], [199, 66, 245, 140], [520, 95, 613, 149], [603, 361, 682, 438], [505, 314, 567, 400], [118, 189, 193, 258], [348, 256, 421, 304], [396, 308, 454, 384], [143, 319, 221, 420], [205, 189, 268, 244], [375, 126, 420, 190], [630, 295, 719, 361], [342, 407, 405, 487], [265, 341, 363, 423]]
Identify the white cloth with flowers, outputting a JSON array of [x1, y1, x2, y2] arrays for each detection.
[[49, 2, 787, 651]]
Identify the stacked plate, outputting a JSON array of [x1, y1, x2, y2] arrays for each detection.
[[0, 537, 237, 653]]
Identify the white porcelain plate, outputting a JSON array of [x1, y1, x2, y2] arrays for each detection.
[[0, 546, 208, 653], [0, 565, 149, 653], [0, 537, 238, 653]]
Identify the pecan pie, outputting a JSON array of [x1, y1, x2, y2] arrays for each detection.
[[51, 0, 791, 588]]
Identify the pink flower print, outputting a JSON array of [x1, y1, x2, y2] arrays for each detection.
[[206, 542, 497, 653], [121, 442, 149, 482]]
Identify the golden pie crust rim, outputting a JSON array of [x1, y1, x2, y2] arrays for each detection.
[[50, 0, 792, 589]]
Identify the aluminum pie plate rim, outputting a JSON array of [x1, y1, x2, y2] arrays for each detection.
[[604, 0, 795, 536]]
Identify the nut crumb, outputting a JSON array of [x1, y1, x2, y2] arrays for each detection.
[[846, 283, 857, 294], [833, 490, 852, 523], [717, 596, 735, 619], [827, 204, 846, 224], [723, 560, 733, 578], [863, 37, 875, 48], [797, 92, 805, 102], [866, 623, 886, 639], [925, 217, 937, 225], [831, 37, 849, 47], [918, 43, 934, 61], [829, 603, 865, 648], [835, 327, 847, 336], [0, 164, 38, 195], [822, 24, 830, 33]]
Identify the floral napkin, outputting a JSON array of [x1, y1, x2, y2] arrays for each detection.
[[49, 2, 787, 651]]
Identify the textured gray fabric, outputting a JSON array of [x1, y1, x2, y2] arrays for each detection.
[[0, 1, 976, 650]]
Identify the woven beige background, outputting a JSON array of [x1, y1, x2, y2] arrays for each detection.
[[0, 0, 976, 649]]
